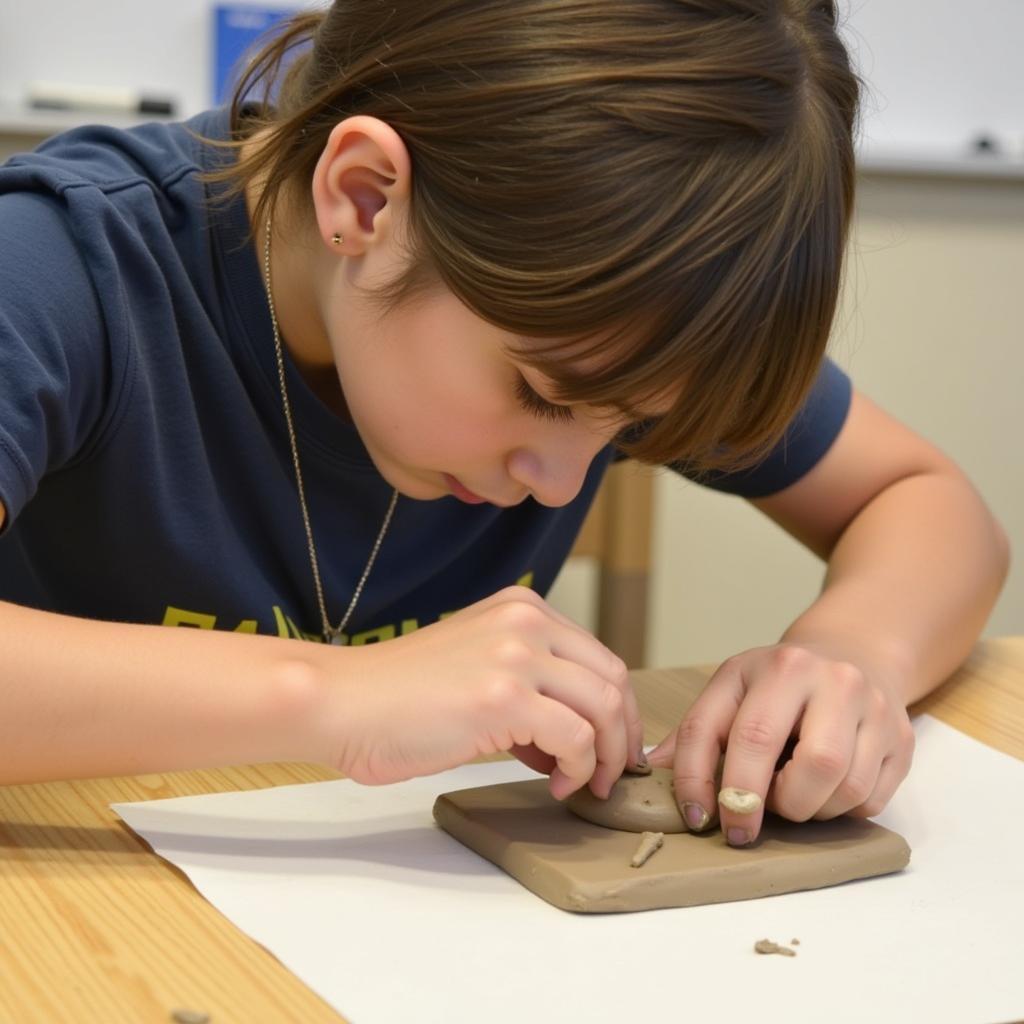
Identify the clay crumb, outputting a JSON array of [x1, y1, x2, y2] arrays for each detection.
[[171, 1011, 211, 1024], [624, 761, 653, 777], [718, 787, 763, 815], [629, 831, 665, 868], [754, 939, 796, 958], [792, 938, 801, 945]]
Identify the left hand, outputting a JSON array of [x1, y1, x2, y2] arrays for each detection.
[[646, 643, 916, 845]]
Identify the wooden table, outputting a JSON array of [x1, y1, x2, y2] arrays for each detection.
[[2, 637, 1022, 1023]]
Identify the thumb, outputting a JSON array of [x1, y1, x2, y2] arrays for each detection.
[[645, 728, 678, 768]]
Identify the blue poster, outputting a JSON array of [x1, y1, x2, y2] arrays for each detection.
[[213, 4, 300, 105]]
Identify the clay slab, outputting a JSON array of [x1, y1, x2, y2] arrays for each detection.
[[434, 778, 911, 913]]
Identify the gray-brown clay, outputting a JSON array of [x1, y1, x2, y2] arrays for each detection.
[[566, 767, 686, 833], [754, 939, 797, 957], [718, 787, 763, 815], [434, 777, 912, 913], [629, 831, 665, 868]]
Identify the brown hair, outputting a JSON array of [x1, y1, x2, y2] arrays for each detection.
[[204, 0, 860, 472]]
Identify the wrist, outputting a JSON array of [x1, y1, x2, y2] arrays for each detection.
[[259, 647, 344, 766], [779, 623, 918, 705]]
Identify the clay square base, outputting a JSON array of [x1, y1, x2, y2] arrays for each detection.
[[434, 778, 911, 914]]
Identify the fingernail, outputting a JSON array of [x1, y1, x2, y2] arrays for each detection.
[[625, 750, 652, 776], [727, 827, 751, 847], [683, 802, 709, 831]]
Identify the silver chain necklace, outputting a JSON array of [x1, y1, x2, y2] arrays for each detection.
[[262, 216, 398, 645]]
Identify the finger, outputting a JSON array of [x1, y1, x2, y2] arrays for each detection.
[[535, 658, 628, 798], [720, 683, 809, 845], [846, 739, 915, 820], [670, 663, 744, 833], [767, 686, 864, 825], [470, 588, 637, 783], [510, 743, 556, 776], [812, 723, 886, 820], [539, 614, 644, 772], [520, 692, 597, 800], [646, 727, 677, 768]]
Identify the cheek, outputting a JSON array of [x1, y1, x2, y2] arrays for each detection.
[[337, 334, 512, 458]]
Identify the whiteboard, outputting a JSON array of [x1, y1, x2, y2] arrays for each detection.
[[0, 0, 1021, 159], [841, 0, 1024, 157]]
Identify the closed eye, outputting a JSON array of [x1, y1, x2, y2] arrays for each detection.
[[514, 373, 575, 424]]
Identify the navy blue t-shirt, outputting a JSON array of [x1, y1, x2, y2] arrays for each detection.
[[0, 108, 851, 643]]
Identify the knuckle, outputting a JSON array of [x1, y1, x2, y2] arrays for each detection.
[[599, 683, 625, 720], [478, 674, 524, 716], [492, 637, 533, 669], [837, 773, 874, 806], [768, 644, 816, 677], [606, 654, 629, 688], [772, 791, 814, 822], [804, 743, 848, 780], [717, 653, 745, 677], [867, 688, 890, 718], [676, 713, 711, 747], [566, 718, 596, 756], [491, 600, 546, 634], [732, 716, 778, 755], [673, 769, 716, 790], [830, 661, 867, 699], [859, 796, 888, 817]]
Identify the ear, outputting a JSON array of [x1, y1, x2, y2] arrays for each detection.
[[310, 115, 412, 254]]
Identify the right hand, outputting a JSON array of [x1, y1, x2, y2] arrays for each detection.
[[325, 586, 644, 799]]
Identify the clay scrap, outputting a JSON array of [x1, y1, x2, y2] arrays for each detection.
[[629, 831, 664, 868], [719, 787, 763, 815], [754, 939, 797, 957]]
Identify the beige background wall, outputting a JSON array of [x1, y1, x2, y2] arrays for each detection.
[[640, 171, 1024, 668]]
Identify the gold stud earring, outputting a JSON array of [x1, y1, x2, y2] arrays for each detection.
[[331, 233, 343, 245]]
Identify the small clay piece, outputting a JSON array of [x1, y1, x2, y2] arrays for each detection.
[[629, 831, 664, 868], [623, 758, 653, 777], [171, 1011, 211, 1024], [566, 767, 685, 833], [754, 939, 796, 957], [792, 938, 801, 946], [718, 787, 762, 815]]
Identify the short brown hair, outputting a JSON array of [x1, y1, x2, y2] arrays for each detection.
[[204, 0, 860, 472]]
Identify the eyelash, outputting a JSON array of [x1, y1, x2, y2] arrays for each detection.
[[514, 374, 575, 424]]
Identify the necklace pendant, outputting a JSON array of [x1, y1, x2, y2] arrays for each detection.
[[326, 632, 346, 646]]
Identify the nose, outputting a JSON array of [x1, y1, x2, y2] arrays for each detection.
[[505, 435, 605, 508]]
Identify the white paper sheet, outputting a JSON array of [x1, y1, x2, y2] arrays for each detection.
[[114, 716, 1024, 1024]]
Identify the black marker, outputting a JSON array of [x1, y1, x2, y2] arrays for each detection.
[[27, 81, 176, 117]]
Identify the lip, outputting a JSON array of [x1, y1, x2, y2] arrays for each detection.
[[443, 473, 490, 504]]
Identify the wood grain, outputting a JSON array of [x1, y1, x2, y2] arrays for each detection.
[[1, 637, 1020, 1022]]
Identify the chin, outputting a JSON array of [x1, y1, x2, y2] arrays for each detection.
[[371, 459, 448, 502]]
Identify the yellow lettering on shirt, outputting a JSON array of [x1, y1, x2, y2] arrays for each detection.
[[162, 606, 217, 629]]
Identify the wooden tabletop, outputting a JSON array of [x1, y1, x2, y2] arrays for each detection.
[[2, 636, 1022, 1023]]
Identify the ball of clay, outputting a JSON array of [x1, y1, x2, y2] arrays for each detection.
[[566, 767, 686, 833]]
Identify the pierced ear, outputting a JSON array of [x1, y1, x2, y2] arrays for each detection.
[[311, 116, 411, 254]]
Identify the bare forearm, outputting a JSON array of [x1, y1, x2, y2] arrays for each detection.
[[0, 601, 337, 785], [782, 471, 1009, 704]]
